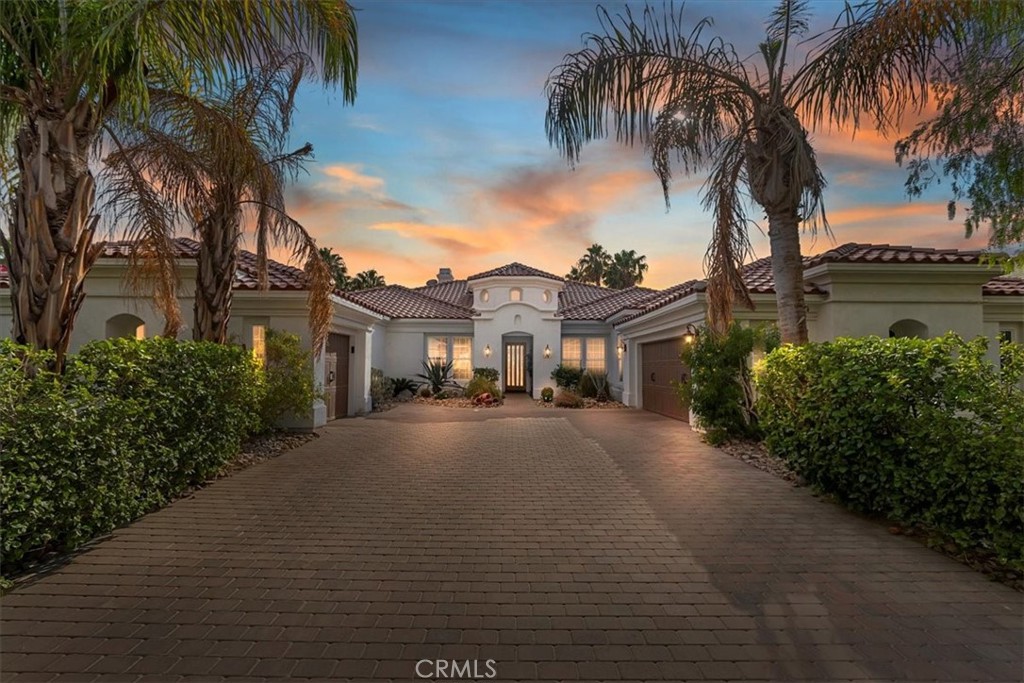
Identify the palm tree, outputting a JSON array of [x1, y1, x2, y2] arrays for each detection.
[[319, 247, 349, 291], [102, 54, 334, 346], [565, 264, 586, 282], [349, 270, 386, 291], [605, 250, 649, 289], [0, 0, 357, 369], [577, 243, 612, 287], [545, 0, 972, 343]]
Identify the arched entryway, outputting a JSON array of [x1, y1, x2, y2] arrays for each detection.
[[888, 319, 929, 339], [105, 313, 146, 340]]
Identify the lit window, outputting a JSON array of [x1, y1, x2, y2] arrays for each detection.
[[510, 288, 522, 302], [542, 290, 552, 303], [452, 337, 473, 381], [561, 336, 607, 372], [586, 338, 606, 372], [426, 335, 473, 381], [252, 325, 266, 366], [480, 289, 490, 302], [427, 336, 448, 364], [561, 337, 582, 368]]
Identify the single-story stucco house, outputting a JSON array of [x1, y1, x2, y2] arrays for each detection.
[[2, 240, 1022, 427]]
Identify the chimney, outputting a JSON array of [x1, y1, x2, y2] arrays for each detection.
[[437, 267, 454, 283]]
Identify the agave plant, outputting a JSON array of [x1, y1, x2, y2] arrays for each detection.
[[391, 377, 418, 397], [416, 359, 458, 396]]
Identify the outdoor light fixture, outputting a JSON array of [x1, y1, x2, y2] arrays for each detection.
[[543, 344, 551, 358], [616, 342, 624, 360], [484, 344, 491, 357], [682, 323, 699, 345]]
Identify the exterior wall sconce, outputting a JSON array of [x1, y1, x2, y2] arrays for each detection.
[[682, 324, 699, 345], [616, 342, 624, 360], [543, 344, 551, 358], [484, 344, 491, 357]]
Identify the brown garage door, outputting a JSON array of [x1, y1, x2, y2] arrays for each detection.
[[641, 338, 690, 421], [325, 333, 350, 420]]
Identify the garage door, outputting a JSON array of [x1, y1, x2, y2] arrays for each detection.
[[325, 333, 350, 419], [641, 338, 690, 421]]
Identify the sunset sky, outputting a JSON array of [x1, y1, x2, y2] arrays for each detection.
[[281, 0, 988, 289]]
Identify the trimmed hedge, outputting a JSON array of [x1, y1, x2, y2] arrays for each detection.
[[757, 334, 1024, 568], [1, 338, 263, 574]]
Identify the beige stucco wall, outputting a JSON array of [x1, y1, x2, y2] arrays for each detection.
[[0, 259, 383, 427], [381, 320, 475, 384]]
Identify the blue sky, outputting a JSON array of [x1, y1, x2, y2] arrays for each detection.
[[282, 0, 986, 289]]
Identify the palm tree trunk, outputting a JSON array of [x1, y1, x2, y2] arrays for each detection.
[[766, 208, 808, 344], [4, 96, 104, 371], [194, 210, 240, 343]]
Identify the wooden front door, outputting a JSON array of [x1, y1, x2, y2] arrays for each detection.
[[504, 342, 527, 392], [641, 337, 690, 421], [326, 333, 350, 419]]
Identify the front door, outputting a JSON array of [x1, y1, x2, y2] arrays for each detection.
[[504, 342, 527, 392], [326, 333, 350, 419]]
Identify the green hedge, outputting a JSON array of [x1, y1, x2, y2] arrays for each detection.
[[1, 338, 263, 573], [757, 334, 1024, 568]]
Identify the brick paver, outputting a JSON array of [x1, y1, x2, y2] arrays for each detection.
[[1, 402, 1020, 681]]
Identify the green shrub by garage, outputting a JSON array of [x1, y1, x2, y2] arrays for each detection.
[[0, 338, 263, 574], [757, 334, 1024, 569]]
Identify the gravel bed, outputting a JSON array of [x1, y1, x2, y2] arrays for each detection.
[[537, 398, 629, 409], [222, 431, 319, 474], [716, 438, 801, 484], [411, 396, 503, 409]]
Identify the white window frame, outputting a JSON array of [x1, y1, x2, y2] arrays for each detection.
[[424, 335, 474, 382], [560, 336, 607, 372]]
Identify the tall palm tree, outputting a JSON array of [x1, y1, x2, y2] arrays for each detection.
[[577, 243, 612, 287], [545, 0, 973, 343], [349, 270, 386, 291], [102, 54, 334, 346], [0, 0, 357, 369], [565, 264, 586, 282], [605, 250, 649, 289], [319, 247, 349, 291]]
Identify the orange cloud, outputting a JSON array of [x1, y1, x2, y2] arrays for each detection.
[[320, 164, 387, 195]]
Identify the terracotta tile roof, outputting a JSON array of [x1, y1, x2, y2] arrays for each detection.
[[0, 237, 308, 291], [615, 243, 1007, 325], [340, 285, 475, 319], [614, 280, 704, 324], [413, 280, 473, 308], [467, 262, 564, 281], [738, 256, 826, 295], [560, 285, 658, 321], [983, 276, 1024, 296], [558, 280, 608, 309], [804, 242, 985, 267]]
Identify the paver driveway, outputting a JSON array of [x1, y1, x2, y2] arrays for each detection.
[[1, 402, 1021, 682]]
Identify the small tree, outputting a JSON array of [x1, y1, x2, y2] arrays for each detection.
[[678, 323, 780, 444]]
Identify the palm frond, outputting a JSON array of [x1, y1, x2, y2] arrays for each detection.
[[545, 4, 757, 166], [791, 0, 973, 134], [700, 135, 754, 335]]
